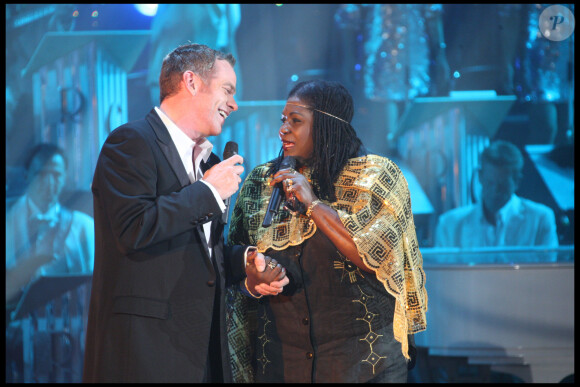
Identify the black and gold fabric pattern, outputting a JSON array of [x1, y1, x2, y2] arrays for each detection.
[[228, 154, 427, 362]]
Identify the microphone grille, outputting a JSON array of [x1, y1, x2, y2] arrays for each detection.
[[223, 141, 238, 160], [280, 156, 296, 170]]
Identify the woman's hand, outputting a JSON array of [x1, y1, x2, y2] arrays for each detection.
[[271, 168, 317, 210], [270, 169, 373, 273], [246, 250, 288, 296]]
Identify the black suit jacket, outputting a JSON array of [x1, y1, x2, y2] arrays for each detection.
[[83, 109, 246, 382]]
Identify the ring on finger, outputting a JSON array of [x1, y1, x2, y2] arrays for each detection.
[[284, 178, 293, 188], [267, 261, 277, 270]]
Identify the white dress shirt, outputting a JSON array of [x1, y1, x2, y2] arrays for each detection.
[[435, 194, 559, 248], [6, 195, 94, 275], [155, 107, 225, 258]]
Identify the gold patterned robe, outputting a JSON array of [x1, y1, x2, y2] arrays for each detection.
[[226, 154, 427, 382]]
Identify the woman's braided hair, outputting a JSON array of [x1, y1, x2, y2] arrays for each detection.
[[269, 80, 363, 202]]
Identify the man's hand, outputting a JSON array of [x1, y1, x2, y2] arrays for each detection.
[[203, 154, 244, 200], [246, 250, 289, 296]]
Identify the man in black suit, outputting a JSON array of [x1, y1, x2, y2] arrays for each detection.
[[83, 43, 287, 383]]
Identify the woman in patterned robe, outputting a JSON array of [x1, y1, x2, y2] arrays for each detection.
[[226, 80, 427, 383]]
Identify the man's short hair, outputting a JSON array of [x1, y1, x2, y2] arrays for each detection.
[[480, 140, 524, 174], [25, 143, 68, 174], [158, 43, 236, 103]]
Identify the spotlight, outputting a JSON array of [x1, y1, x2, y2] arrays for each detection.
[[134, 4, 158, 17]]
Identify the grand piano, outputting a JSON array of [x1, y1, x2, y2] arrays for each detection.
[[414, 246, 574, 383]]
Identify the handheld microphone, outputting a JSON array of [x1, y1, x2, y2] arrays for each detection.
[[262, 156, 295, 227], [222, 141, 239, 224]]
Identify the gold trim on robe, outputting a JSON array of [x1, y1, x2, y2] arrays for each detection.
[[228, 154, 428, 361]]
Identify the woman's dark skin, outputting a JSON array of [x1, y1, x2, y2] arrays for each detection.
[[270, 98, 373, 273], [245, 250, 286, 296]]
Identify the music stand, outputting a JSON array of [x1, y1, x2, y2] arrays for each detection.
[[398, 93, 516, 138], [10, 274, 92, 321]]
